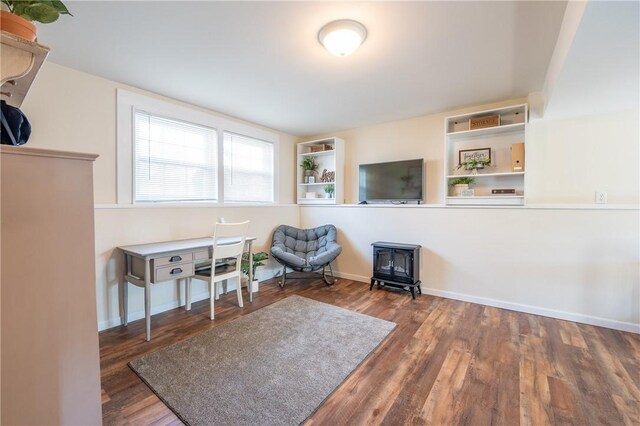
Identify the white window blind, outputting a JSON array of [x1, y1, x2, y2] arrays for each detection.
[[223, 132, 274, 203], [134, 111, 217, 202]]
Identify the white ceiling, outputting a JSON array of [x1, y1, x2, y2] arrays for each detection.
[[39, 1, 567, 137]]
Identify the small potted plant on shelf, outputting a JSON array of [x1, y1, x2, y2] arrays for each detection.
[[300, 156, 319, 183], [450, 177, 474, 196], [241, 251, 269, 293], [458, 159, 491, 175], [1, 0, 72, 41], [324, 184, 335, 199]]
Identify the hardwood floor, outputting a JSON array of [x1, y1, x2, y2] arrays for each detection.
[[100, 278, 640, 425]]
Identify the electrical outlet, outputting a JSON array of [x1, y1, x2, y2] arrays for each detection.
[[595, 191, 608, 204]]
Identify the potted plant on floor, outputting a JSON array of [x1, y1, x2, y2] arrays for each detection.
[[1, 0, 72, 41], [450, 177, 474, 196], [300, 156, 319, 183], [241, 251, 269, 293]]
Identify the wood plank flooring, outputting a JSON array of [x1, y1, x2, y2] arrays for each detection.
[[99, 278, 640, 425]]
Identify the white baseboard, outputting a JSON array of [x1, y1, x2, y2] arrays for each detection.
[[98, 291, 211, 331], [333, 271, 371, 282], [98, 270, 276, 332], [333, 271, 640, 334]]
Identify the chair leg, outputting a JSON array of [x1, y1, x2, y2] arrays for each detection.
[[215, 282, 220, 300], [323, 262, 336, 285], [279, 265, 286, 288], [209, 280, 215, 320], [236, 277, 244, 308]]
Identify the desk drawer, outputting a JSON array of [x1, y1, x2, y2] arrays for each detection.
[[194, 249, 211, 261], [156, 253, 193, 267], [154, 263, 194, 283]]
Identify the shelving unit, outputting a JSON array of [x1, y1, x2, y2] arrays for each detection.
[[445, 122, 526, 141], [1, 31, 50, 107], [444, 104, 528, 206], [297, 137, 344, 205]]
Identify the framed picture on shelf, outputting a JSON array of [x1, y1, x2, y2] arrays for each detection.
[[308, 176, 315, 184], [458, 147, 491, 166]]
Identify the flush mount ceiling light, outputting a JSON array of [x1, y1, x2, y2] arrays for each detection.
[[318, 19, 367, 57]]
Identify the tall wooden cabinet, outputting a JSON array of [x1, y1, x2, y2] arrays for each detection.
[[1, 147, 102, 424]]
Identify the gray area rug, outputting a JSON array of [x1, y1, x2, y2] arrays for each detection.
[[129, 295, 396, 426]]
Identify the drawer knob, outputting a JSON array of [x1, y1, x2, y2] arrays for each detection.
[[170, 268, 183, 275], [170, 256, 182, 262]]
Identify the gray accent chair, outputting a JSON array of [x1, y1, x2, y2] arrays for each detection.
[[270, 224, 342, 287]]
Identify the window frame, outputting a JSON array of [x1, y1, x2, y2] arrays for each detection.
[[117, 89, 279, 206]]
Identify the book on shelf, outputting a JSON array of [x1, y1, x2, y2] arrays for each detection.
[[491, 189, 516, 195]]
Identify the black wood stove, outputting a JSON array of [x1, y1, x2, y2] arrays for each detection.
[[370, 241, 422, 299]]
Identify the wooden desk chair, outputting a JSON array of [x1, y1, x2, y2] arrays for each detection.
[[186, 221, 249, 320]]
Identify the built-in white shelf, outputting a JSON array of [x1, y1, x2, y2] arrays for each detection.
[[444, 104, 528, 206], [297, 137, 344, 205], [298, 182, 335, 186], [446, 195, 525, 206], [446, 122, 525, 140], [297, 198, 336, 204], [446, 171, 525, 179], [299, 150, 335, 157]]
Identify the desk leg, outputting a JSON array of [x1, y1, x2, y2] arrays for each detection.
[[123, 252, 129, 326], [144, 260, 151, 341], [186, 277, 192, 311], [248, 240, 253, 303]]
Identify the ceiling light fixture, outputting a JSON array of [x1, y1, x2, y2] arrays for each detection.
[[318, 19, 367, 57]]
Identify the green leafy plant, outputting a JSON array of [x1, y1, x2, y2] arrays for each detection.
[[1, 0, 73, 23], [449, 177, 475, 187], [241, 251, 269, 278], [324, 184, 334, 194], [457, 159, 491, 170], [300, 156, 319, 172]]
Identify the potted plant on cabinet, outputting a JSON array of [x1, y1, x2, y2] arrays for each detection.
[[450, 177, 474, 196], [324, 184, 335, 199], [300, 156, 319, 183], [241, 251, 269, 293], [1, 0, 72, 41]]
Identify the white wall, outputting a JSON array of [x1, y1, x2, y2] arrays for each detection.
[[300, 205, 639, 331], [527, 108, 640, 204], [21, 63, 300, 330]]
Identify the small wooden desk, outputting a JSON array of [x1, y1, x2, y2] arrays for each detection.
[[119, 236, 256, 341]]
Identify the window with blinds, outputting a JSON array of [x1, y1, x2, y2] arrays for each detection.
[[134, 111, 217, 202], [223, 132, 275, 203]]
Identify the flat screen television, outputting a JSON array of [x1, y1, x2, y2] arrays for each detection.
[[359, 159, 424, 203]]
